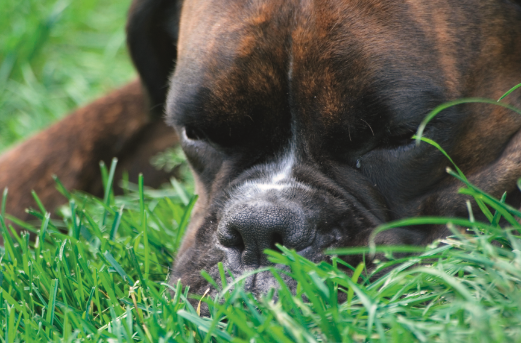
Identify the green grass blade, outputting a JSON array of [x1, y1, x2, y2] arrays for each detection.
[[177, 310, 233, 341], [498, 83, 521, 101], [0, 288, 23, 312], [1, 188, 7, 218], [35, 213, 50, 263], [0, 215, 22, 264], [175, 195, 197, 250], [84, 287, 95, 321], [31, 190, 46, 215], [45, 279, 59, 335], [347, 262, 364, 314], [413, 135, 493, 222], [104, 250, 134, 286], [52, 175, 71, 200], [416, 97, 521, 144], [102, 157, 118, 226], [109, 205, 124, 241]]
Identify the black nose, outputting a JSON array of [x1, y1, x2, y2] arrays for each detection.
[[217, 202, 315, 268]]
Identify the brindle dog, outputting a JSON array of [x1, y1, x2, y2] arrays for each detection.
[[126, 0, 521, 296], [3, 0, 521, 297]]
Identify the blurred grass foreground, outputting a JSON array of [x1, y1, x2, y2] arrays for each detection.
[[0, 0, 135, 152]]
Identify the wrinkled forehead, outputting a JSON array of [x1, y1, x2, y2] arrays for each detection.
[[175, 0, 294, 81], [168, 0, 483, 135], [171, 0, 410, 99], [175, 0, 402, 68]]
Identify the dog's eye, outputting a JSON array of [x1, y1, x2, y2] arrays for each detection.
[[386, 131, 415, 149], [184, 126, 207, 141], [377, 129, 417, 154]]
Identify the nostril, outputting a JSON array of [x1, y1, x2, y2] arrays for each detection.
[[270, 232, 284, 251], [218, 203, 311, 268], [218, 228, 245, 251]]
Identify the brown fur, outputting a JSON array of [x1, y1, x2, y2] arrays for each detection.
[[0, 81, 178, 240], [123, 0, 521, 298]]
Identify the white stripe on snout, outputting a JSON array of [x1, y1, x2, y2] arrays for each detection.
[[270, 148, 295, 183], [259, 143, 296, 190], [232, 148, 296, 198], [257, 183, 289, 192], [231, 135, 303, 200]]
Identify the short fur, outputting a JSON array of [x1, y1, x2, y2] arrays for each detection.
[[0, 81, 178, 241], [126, 0, 521, 299]]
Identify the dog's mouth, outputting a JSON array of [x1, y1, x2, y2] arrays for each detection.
[[171, 178, 394, 298]]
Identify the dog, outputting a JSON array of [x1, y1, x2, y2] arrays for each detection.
[[125, 0, 521, 296], [4, 0, 520, 296]]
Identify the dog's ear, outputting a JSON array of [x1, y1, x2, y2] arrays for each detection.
[[126, 0, 182, 117]]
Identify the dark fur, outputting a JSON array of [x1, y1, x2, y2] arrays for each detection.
[[126, 0, 521, 298]]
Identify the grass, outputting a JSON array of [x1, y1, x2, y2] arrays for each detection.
[[2, 147, 521, 342], [0, 0, 135, 152]]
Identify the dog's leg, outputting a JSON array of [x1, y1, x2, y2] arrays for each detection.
[[0, 80, 178, 236]]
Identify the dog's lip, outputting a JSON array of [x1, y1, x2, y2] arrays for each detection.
[[218, 258, 304, 294]]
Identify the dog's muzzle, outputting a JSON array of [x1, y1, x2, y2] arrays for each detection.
[[217, 194, 318, 269]]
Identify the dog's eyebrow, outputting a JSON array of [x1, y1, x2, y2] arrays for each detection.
[[166, 80, 211, 127], [376, 76, 448, 122]]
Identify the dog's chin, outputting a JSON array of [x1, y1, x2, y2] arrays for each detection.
[[172, 242, 320, 295], [173, 239, 354, 296], [177, 247, 363, 318], [172, 224, 429, 308], [174, 253, 308, 317]]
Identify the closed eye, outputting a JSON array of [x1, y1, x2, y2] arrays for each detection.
[[385, 131, 416, 150], [374, 126, 427, 156], [182, 126, 226, 153], [184, 126, 208, 142]]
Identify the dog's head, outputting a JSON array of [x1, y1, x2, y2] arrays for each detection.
[[127, 0, 521, 295]]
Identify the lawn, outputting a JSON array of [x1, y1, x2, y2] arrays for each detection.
[[2, 154, 521, 342], [2, 1, 521, 342], [0, 0, 135, 152]]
